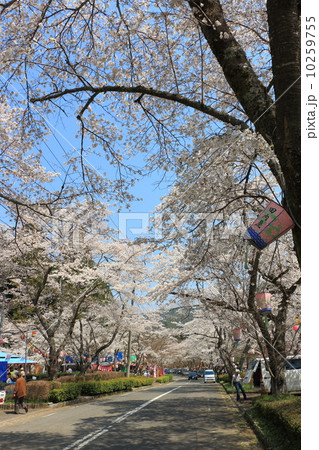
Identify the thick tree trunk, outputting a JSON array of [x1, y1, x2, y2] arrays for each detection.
[[190, 0, 301, 265], [267, 347, 288, 396], [267, 0, 301, 266], [48, 345, 58, 380]]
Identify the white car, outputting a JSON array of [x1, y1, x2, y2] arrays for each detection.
[[204, 369, 216, 383]]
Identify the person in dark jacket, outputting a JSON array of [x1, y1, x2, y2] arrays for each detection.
[[13, 372, 28, 414]]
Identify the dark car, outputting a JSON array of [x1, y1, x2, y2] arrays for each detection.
[[197, 370, 204, 378], [188, 371, 198, 380]]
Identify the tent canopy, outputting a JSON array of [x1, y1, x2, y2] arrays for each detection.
[[0, 350, 36, 364]]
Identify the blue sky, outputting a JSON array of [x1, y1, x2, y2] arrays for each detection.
[[41, 112, 174, 240]]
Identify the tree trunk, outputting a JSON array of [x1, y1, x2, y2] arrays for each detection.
[[267, 0, 301, 266], [190, 0, 301, 265], [267, 349, 288, 396], [48, 345, 58, 380]]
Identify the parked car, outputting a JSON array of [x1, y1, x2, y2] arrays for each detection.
[[188, 371, 198, 380], [197, 370, 204, 378], [204, 369, 216, 383], [243, 355, 301, 392]]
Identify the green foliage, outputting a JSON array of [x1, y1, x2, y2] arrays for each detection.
[[156, 374, 173, 383], [48, 382, 82, 403], [80, 376, 152, 396], [252, 394, 301, 445], [217, 374, 230, 383], [51, 381, 62, 390], [80, 380, 110, 396], [220, 381, 254, 394], [129, 376, 154, 388], [48, 375, 154, 403], [26, 373, 49, 381]]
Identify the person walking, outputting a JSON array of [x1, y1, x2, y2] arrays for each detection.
[[13, 372, 28, 414], [232, 368, 247, 401]]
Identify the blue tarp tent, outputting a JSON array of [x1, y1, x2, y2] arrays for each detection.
[[0, 361, 8, 383], [0, 351, 37, 383], [0, 350, 36, 364]]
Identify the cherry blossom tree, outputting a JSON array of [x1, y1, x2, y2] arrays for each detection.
[[1, 197, 166, 378], [0, 1, 301, 387], [145, 130, 300, 394], [0, 0, 301, 264]]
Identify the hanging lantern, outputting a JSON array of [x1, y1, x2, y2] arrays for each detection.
[[256, 293, 272, 326], [292, 325, 300, 331], [256, 293, 272, 313], [295, 318, 301, 324], [230, 356, 235, 363], [32, 331, 36, 335], [232, 329, 242, 347], [248, 348, 255, 355], [244, 201, 294, 250], [20, 335, 25, 340]]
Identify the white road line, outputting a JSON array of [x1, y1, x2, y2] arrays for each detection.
[[63, 386, 182, 450], [43, 413, 56, 417]]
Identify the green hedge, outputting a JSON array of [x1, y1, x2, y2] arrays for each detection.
[[48, 376, 154, 403], [26, 373, 49, 382], [156, 374, 173, 383], [48, 382, 82, 403], [217, 374, 230, 383], [252, 395, 301, 443], [80, 378, 132, 396]]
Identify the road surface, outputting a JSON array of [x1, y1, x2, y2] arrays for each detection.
[[0, 377, 261, 449]]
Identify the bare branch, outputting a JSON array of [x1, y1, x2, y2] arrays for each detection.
[[30, 84, 249, 130]]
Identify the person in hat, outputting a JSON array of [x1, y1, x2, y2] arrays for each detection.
[[19, 365, 26, 378], [13, 372, 28, 414], [232, 368, 247, 401]]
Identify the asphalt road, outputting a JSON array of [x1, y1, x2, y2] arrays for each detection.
[[0, 377, 261, 449]]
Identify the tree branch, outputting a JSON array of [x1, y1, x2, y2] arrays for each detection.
[[30, 84, 249, 130]]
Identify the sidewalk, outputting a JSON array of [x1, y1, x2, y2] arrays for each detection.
[[221, 386, 270, 449]]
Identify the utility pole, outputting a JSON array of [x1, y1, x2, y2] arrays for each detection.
[[126, 329, 132, 378], [126, 287, 135, 378], [24, 333, 28, 374]]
